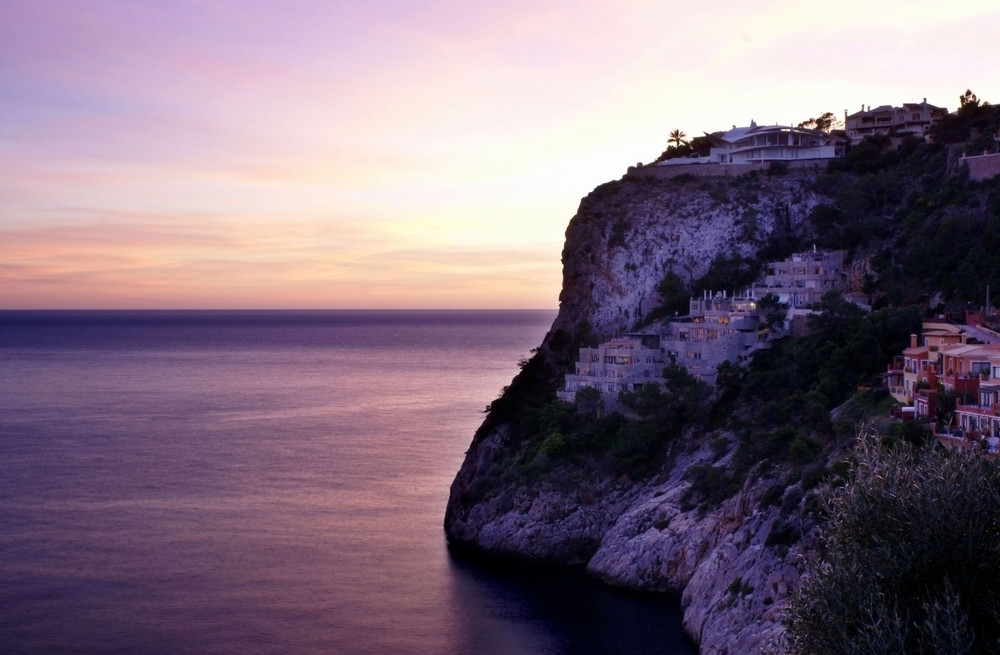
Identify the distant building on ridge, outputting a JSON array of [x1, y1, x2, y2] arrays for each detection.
[[844, 99, 946, 146]]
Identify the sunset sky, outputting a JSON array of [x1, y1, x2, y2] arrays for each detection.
[[2, 1, 998, 309]]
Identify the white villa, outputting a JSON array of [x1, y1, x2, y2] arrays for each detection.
[[708, 122, 845, 164], [658, 122, 845, 167]]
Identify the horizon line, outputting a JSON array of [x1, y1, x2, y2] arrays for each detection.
[[0, 307, 559, 312]]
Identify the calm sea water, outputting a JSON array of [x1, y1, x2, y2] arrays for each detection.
[[0, 310, 694, 655]]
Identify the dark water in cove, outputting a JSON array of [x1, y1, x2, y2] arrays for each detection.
[[0, 310, 695, 655]]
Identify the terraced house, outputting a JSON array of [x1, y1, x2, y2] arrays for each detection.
[[560, 249, 851, 410], [886, 320, 1000, 451]]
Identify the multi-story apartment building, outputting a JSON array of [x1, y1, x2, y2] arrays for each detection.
[[757, 248, 846, 309], [559, 249, 852, 409], [557, 333, 667, 410], [886, 321, 1000, 437], [558, 292, 767, 409], [887, 323, 967, 404], [660, 291, 765, 383]]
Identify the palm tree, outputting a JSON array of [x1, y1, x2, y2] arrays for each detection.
[[668, 129, 688, 149]]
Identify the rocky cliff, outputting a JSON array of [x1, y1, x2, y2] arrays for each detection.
[[445, 167, 834, 654]]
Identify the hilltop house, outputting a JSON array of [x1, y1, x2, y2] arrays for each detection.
[[707, 122, 845, 164], [657, 122, 845, 167], [845, 99, 946, 146]]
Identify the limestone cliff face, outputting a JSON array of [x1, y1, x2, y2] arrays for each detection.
[[445, 168, 830, 654], [552, 170, 825, 340]]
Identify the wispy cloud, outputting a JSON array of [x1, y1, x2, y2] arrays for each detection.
[[0, 1, 998, 308]]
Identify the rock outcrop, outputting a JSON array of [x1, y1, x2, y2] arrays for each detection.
[[446, 167, 831, 654]]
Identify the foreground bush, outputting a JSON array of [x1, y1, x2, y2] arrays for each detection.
[[786, 434, 1000, 655]]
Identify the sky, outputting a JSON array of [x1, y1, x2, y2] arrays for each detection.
[[1, 1, 998, 309]]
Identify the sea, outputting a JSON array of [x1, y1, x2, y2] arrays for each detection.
[[0, 310, 695, 655]]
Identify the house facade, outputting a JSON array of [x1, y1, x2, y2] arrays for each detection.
[[655, 122, 845, 167], [887, 323, 967, 404], [707, 122, 845, 164], [660, 291, 765, 384], [557, 294, 766, 410], [757, 248, 847, 308], [886, 321, 1000, 442], [557, 333, 667, 410], [845, 99, 947, 145], [559, 249, 853, 408]]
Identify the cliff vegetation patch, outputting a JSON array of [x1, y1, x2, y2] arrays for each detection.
[[786, 435, 1000, 655]]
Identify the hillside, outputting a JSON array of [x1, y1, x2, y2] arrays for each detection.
[[445, 96, 1000, 654]]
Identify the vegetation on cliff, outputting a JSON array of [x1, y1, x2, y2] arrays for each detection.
[[446, 90, 1000, 653], [786, 435, 1000, 655], [460, 91, 1000, 515]]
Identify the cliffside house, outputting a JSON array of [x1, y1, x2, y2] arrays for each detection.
[[656, 122, 845, 166], [708, 122, 845, 164], [557, 332, 667, 411], [559, 249, 853, 408], [886, 320, 1000, 452], [756, 248, 847, 309], [887, 322, 991, 406], [660, 291, 767, 384], [558, 292, 770, 410], [844, 99, 947, 146]]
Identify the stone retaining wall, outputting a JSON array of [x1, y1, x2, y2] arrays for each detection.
[[626, 159, 832, 180], [961, 152, 1000, 181]]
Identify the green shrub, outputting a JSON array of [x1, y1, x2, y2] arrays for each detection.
[[760, 482, 785, 508], [786, 434, 1000, 655], [710, 435, 730, 460], [682, 464, 740, 513], [787, 435, 820, 465], [608, 421, 663, 475], [538, 432, 567, 457], [765, 518, 802, 551], [799, 461, 827, 491]]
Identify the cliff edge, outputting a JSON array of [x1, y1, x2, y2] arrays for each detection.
[[445, 167, 834, 654]]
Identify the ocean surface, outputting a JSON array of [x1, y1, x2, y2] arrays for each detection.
[[0, 310, 695, 655]]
